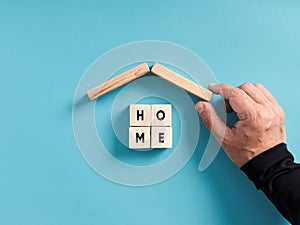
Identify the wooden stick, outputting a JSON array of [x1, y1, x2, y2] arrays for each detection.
[[151, 63, 213, 101], [87, 63, 150, 100]]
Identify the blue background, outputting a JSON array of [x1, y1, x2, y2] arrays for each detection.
[[1, 1, 299, 225]]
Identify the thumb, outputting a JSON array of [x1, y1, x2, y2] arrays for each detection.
[[195, 101, 231, 144]]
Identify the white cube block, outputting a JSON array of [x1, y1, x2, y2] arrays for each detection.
[[129, 127, 151, 149], [151, 126, 172, 148], [151, 104, 172, 126], [130, 104, 151, 126]]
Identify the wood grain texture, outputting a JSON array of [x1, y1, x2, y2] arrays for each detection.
[[151, 63, 213, 101], [87, 62, 150, 100]]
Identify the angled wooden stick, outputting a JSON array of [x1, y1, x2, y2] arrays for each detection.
[[87, 62, 150, 100], [151, 63, 213, 101]]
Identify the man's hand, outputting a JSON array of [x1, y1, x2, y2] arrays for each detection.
[[195, 82, 286, 167]]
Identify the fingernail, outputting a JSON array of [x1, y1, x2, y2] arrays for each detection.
[[195, 103, 204, 113]]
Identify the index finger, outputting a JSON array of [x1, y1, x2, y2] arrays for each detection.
[[209, 83, 256, 116]]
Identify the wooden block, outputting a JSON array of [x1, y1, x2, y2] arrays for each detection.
[[151, 63, 213, 102], [87, 63, 150, 100], [130, 104, 151, 126], [129, 127, 151, 149], [151, 104, 172, 126], [151, 126, 172, 148]]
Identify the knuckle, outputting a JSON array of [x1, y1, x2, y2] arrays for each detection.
[[200, 108, 213, 129], [237, 112, 248, 120], [218, 83, 227, 91], [254, 83, 264, 88], [276, 107, 285, 122], [230, 88, 243, 97], [281, 109, 285, 120], [202, 116, 212, 129], [240, 82, 252, 90], [257, 111, 271, 121]]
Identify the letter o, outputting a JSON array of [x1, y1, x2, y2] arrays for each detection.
[[156, 110, 165, 121]]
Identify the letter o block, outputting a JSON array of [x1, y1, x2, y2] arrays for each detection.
[[151, 104, 172, 126]]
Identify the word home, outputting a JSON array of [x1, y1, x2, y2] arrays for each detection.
[[129, 104, 172, 149]]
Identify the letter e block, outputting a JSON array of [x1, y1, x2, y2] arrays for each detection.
[[129, 127, 151, 149], [130, 104, 151, 126], [151, 104, 172, 126], [151, 127, 172, 148]]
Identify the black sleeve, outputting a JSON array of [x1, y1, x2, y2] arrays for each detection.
[[241, 143, 300, 225]]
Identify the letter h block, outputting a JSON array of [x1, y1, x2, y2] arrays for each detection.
[[129, 104, 172, 150]]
